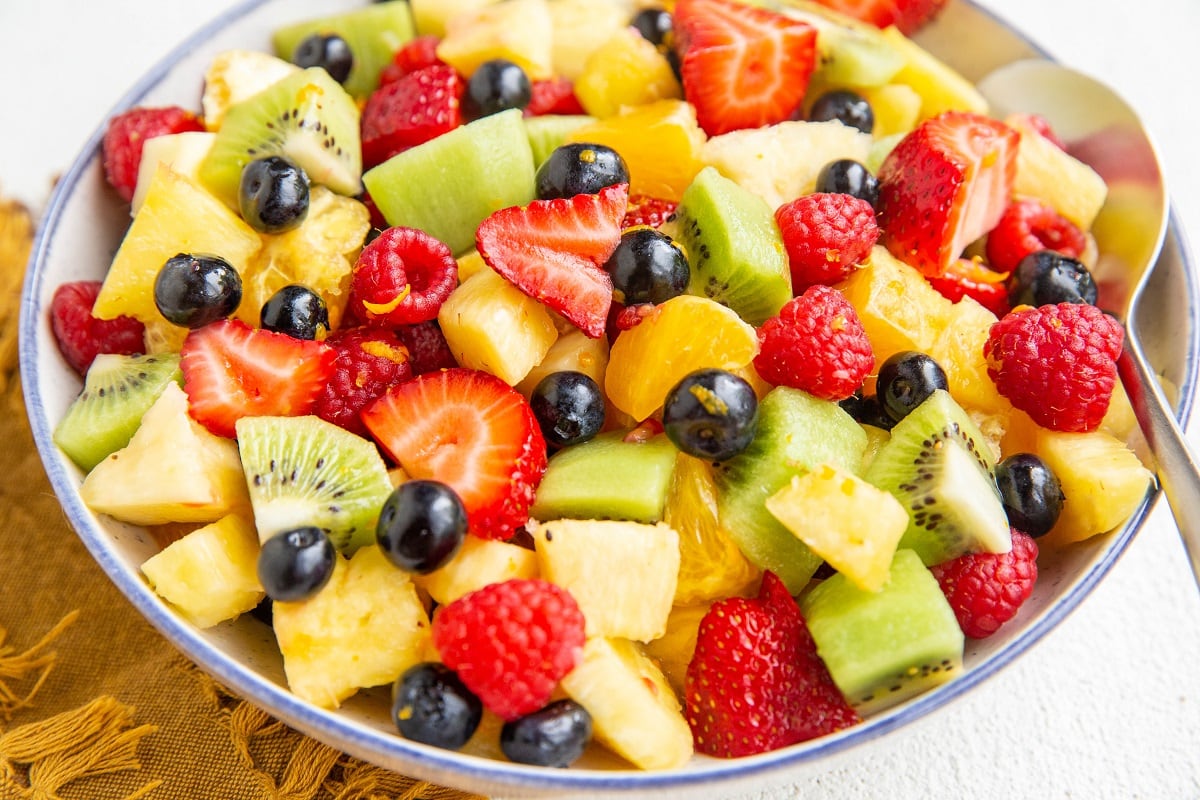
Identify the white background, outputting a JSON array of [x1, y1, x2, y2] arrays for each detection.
[[2, 1, 1199, 798]]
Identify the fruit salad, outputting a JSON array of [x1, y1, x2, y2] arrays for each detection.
[[46, 0, 1154, 771]]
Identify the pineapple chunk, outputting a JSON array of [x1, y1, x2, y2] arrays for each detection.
[[862, 83, 923, 138], [642, 602, 710, 696], [410, 0, 501, 37], [413, 536, 539, 606], [928, 295, 1012, 416], [455, 248, 489, 283], [766, 464, 908, 592], [1007, 114, 1108, 231], [515, 328, 609, 399], [131, 132, 216, 214], [880, 26, 988, 119], [201, 50, 300, 130], [438, 267, 559, 386], [436, 0, 555, 81], [531, 519, 679, 642], [81, 383, 249, 526], [574, 28, 682, 120], [559, 637, 693, 770], [140, 513, 263, 628], [549, 0, 630, 82], [273, 545, 431, 709]]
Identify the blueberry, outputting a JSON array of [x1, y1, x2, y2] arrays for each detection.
[[876, 351, 948, 423], [154, 253, 243, 328], [260, 284, 330, 340], [466, 59, 532, 118], [993, 453, 1064, 538], [808, 90, 874, 134], [239, 155, 311, 234], [839, 389, 896, 431], [292, 32, 354, 84], [500, 699, 593, 768], [662, 368, 759, 461], [603, 228, 690, 306], [1008, 250, 1098, 307], [530, 371, 606, 449], [257, 526, 337, 602], [392, 662, 482, 750], [376, 480, 468, 574], [630, 8, 673, 48], [535, 143, 630, 200], [815, 159, 880, 209]]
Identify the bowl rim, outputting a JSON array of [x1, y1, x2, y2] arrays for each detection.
[[18, 0, 1200, 793]]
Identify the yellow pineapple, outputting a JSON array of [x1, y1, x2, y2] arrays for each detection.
[[272, 545, 431, 709], [201, 50, 300, 130], [879, 26, 988, 120], [413, 535, 539, 606], [436, 0, 555, 81], [140, 513, 263, 628], [410, 0, 501, 37], [574, 28, 681, 120], [928, 295, 1011, 416], [131, 132, 216, 213], [516, 328, 609, 399], [455, 247, 489, 283], [1007, 114, 1108, 232], [862, 83, 923, 138], [549, 0, 632, 82], [642, 602, 711, 696]]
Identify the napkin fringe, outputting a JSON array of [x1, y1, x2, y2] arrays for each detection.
[[0, 195, 31, 401], [0, 611, 78, 720]]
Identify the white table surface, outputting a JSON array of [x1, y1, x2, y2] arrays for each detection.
[[3, 2, 1199, 799]]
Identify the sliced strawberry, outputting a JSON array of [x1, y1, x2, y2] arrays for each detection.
[[361, 368, 548, 540], [525, 77, 586, 117], [927, 257, 1011, 317], [673, 0, 818, 136], [685, 572, 860, 757], [877, 111, 1018, 277], [805, 0, 948, 35], [180, 319, 335, 438], [475, 182, 628, 338], [378, 34, 445, 87], [361, 63, 464, 169]]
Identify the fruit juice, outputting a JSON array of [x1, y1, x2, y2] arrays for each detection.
[[46, 0, 1152, 771]]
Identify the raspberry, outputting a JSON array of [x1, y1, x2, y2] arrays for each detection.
[[525, 77, 586, 117], [621, 195, 678, 230], [314, 327, 413, 436], [361, 64, 464, 168], [753, 285, 874, 401], [1011, 112, 1066, 150], [984, 303, 1123, 432], [432, 579, 585, 720], [930, 529, 1039, 639], [394, 320, 459, 375], [774, 192, 879, 289], [49, 281, 146, 375], [101, 106, 206, 202], [349, 226, 459, 327], [985, 197, 1086, 275], [378, 34, 445, 87]]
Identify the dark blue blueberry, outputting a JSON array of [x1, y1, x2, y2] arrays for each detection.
[[535, 143, 630, 200], [392, 662, 482, 750], [662, 368, 759, 461], [630, 8, 673, 48], [260, 284, 330, 340], [257, 526, 337, 602], [815, 159, 880, 209], [993, 453, 1064, 538], [500, 699, 593, 768], [603, 228, 690, 306], [1008, 250, 1098, 307], [530, 371, 606, 449], [466, 59, 532, 118], [809, 90, 874, 134], [154, 253, 243, 328], [839, 389, 896, 431], [876, 351, 948, 423], [292, 32, 354, 84], [239, 155, 311, 234], [376, 480, 468, 574]]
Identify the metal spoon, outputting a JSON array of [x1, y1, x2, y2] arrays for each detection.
[[978, 59, 1200, 586]]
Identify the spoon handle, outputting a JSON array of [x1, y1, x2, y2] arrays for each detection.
[[1118, 335, 1200, 589]]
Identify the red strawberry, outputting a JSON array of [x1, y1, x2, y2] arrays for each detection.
[[984, 197, 1087, 275], [313, 327, 413, 436], [931, 529, 1039, 639], [102, 106, 206, 202], [180, 318, 335, 438], [476, 183, 628, 338], [378, 34, 445, 87], [525, 77, 586, 117], [361, 368, 548, 540], [348, 226, 459, 326], [877, 111, 1018, 277], [1009, 112, 1066, 150], [361, 64, 464, 168], [927, 257, 1011, 317], [804, 0, 948, 35], [673, 0, 818, 136], [49, 280, 145, 375], [685, 572, 859, 757], [621, 195, 678, 229]]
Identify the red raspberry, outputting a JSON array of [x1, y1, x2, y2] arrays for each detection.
[[378, 35, 445, 87], [394, 320, 459, 375], [621, 195, 678, 230], [984, 303, 1124, 432], [927, 257, 1011, 318], [985, 197, 1086, 275], [753, 285, 874, 401], [525, 77, 586, 117], [609, 302, 656, 334], [361, 64, 463, 169], [775, 192, 879, 289], [49, 281, 146, 375], [931, 529, 1039, 639], [432, 579, 585, 720], [349, 226, 459, 327], [314, 327, 413, 436], [101, 106, 206, 202]]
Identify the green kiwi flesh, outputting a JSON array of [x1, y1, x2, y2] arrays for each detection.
[[235, 415, 392, 553], [801, 548, 964, 716], [363, 108, 536, 256], [676, 166, 792, 326], [271, 1, 416, 100], [714, 387, 867, 593], [529, 432, 678, 523], [524, 115, 595, 170], [53, 353, 182, 473], [199, 67, 362, 206], [863, 389, 1011, 566], [781, 6, 905, 88]]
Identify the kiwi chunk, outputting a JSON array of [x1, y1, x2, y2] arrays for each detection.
[[714, 387, 867, 593], [676, 166, 792, 326], [524, 115, 595, 169], [863, 389, 1010, 566], [272, 1, 416, 100], [235, 415, 392, 553], [801, 548, 964, 715], [529, 432, 678, 523], [53, 353, 182, 472], [199, 67, 362, 206]]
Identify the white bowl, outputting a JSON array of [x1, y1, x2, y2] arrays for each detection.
[[18, 1, 1200, 797]]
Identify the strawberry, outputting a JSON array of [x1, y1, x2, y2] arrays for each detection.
[[180, 318, 335, 438], [475, 183, 628, 338], [101, 106, 206, 202], [685, 572, 859, 757], [805, 0, 948, 35], [525, 77, 586, 117], [877, 111, 1018, 277], [673, 0, 818, 136], [927, 257, 1011, 317], [361, 64, 464, 169], [360, 368, 548, 540]]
